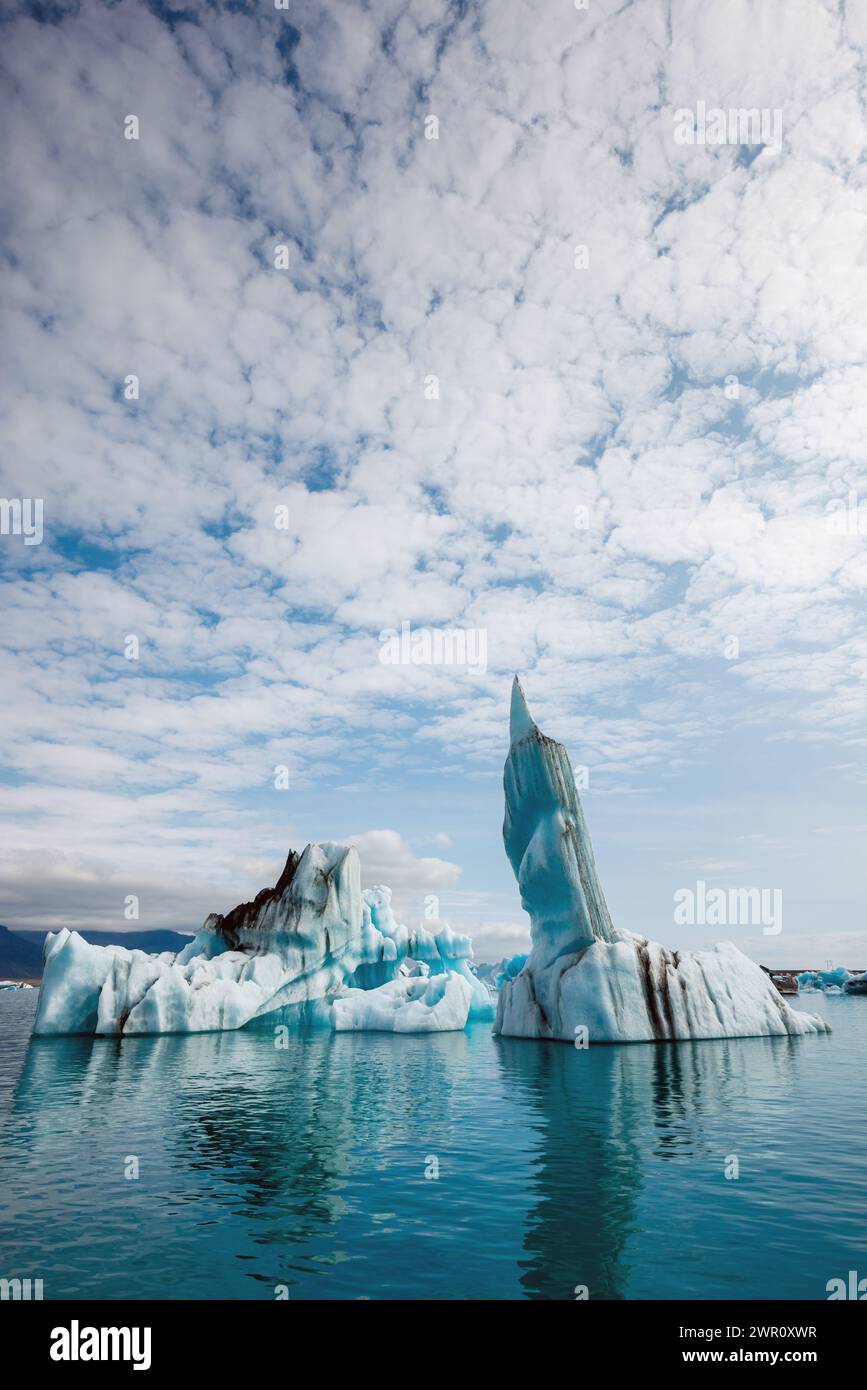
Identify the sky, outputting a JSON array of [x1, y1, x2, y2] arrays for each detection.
[[1, 0, 866, 967]]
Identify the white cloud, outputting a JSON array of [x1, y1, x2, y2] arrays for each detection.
[[464, 920, 532, 965], [345, 828, 460, 913], [1, 0, 866, 958]]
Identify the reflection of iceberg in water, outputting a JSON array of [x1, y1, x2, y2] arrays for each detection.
[[168, 1014, 479, 1255], [8, 1019, 481, 1298], [495, 1038, 640, 1299], [494, 1029, 807, 1300], [5, 994, 831, 1300]]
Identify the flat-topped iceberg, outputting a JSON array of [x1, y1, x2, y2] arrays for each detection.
[[494, 678, 828, 1044], [32, 842, 493, 1037]]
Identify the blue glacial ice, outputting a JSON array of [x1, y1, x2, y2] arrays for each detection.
[[349, 886, 493, 1020], [476, 953, 529, 993], [494, 678, 829, 1043], [796, 968, 851, 992], [32, 841, 493, 1037]]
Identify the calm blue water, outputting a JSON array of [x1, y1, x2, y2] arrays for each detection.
[[0, 989, 863, 1300]]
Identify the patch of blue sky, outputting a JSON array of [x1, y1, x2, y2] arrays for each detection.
[[52, 531, 141, 572]]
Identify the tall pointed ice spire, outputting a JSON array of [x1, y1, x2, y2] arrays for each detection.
[[503, 677, 617, 961], [509, 675, 537, 745]]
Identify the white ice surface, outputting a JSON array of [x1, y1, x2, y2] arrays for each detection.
[[331, 971, 473, 1033], [33, 927, 305, 1036], [495, 932, 828, 1042]]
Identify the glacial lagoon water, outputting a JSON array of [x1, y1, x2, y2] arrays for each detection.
[[0, 988, 864, 1301]]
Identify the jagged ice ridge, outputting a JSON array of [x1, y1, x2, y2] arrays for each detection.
[[32, 842, 493, 1036]]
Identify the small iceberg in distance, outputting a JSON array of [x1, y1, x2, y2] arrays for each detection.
[[493, 677, 829, 1044], [798, 967, 862, 993], [32, 842, 493, 1038]]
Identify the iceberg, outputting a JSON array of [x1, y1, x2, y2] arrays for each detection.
[[494, 678, 829, 1044], [34, 842, 363, 1036], [475, 953, 529, 994], [332, 972, 473, 1033], [350, 886, 493, 1021], [32, 841, 490, 1037], [797, 967, 851, 992]]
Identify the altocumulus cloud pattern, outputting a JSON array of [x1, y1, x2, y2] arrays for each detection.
[[1, 0, 866, 967]]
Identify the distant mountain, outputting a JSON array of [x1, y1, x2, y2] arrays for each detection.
[[11, 928, 195, 973], [0, 925, 44, 980]]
